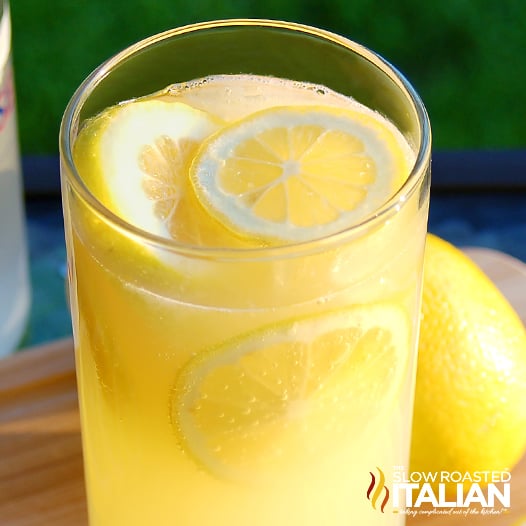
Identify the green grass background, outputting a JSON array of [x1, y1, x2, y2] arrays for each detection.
[[10, 0, 526, 155]]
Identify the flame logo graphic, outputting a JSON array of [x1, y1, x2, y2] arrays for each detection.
[[367, 467, 390, 513]]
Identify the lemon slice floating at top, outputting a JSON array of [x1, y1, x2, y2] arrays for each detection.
[[191, 105, 412, 244], [73, 100, 222, 241], [171, 304, 409, 482]]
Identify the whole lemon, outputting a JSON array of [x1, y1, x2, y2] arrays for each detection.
[[410, 234, 526, 489]]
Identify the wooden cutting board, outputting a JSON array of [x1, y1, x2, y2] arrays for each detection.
[[1, 248, 525, 526]]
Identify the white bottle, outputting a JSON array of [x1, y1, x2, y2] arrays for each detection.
[[0, 0, 30, 357]]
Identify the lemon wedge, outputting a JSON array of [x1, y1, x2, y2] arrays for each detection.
[[171, 304, 409, 481], [73, 100, 222, 241], [191, 105, 411, 244]]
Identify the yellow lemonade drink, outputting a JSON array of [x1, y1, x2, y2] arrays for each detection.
[[60, 21, 431, 526]]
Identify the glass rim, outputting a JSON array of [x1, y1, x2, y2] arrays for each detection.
[[60, 18, 431, 261]]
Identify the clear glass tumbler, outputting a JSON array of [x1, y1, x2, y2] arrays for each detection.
[[0, 0, 30, 358], [60, 20, 431, 526]]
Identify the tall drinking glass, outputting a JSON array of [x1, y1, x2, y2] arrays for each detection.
[[0, 0, 30, 358], [60, 20, 431, 526]]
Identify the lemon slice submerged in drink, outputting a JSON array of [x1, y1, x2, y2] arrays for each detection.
[[171, 305, 409, 481]]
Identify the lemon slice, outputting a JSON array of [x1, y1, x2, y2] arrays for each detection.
[[191, 105, 412, 244], [171, 304, 409, 481], [73, 99, 222, 241]]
